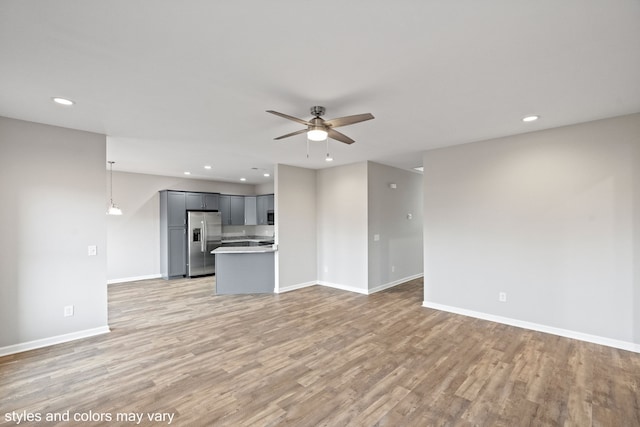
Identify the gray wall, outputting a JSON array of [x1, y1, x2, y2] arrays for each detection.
[[423, 113, 640, 345], [0, 117, 108, 349], [275, 164, 317, 291], [316, 162, 369, 292], [106, 171, 259, 282], [367, 161, 423, 292]]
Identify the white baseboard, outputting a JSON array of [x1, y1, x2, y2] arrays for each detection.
[[422, 301, 640, 354], [0, 326, 111, 357], [317, 281, 369, 295], [369, 273, 424, 294], [107, 274, 162, 285], [276, 280, 317, 293]]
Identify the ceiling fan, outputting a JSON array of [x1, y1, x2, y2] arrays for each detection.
[[266, 106, 374, 144]]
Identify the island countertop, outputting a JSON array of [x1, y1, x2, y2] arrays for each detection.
[[211, 245, 277, 254]]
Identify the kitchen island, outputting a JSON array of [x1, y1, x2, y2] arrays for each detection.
[[211, 245, 276, 294]]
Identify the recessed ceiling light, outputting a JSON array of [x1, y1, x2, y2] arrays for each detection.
[[240, 177, 246, 182], [184, 171, 191, 175], [263, 173, 270, 177], [413, 166, 424, 172], [52, 97, 74, 106], [522, 115, 539, 122], [204, 165, 212, 170]]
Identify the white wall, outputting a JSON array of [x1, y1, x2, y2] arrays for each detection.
[[0, 117, 109, 352], [367, 161, 423, 292], [423, 113, 640, 348], [256, 182, 274, 195], [107, 171, 257, 282], [274, 164, 317, 292], [317, 162, 369, 293]]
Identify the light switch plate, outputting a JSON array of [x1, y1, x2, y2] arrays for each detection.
[[87, 245, 97, 256]]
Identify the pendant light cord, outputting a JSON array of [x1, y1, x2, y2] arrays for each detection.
[[108, 161, 115, 203]]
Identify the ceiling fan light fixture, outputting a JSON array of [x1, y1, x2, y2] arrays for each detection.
[[307, 129, 328, 141]]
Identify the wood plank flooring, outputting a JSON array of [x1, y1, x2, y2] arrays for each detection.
[[1, 277, 639, 426]]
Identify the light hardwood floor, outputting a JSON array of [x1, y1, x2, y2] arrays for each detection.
[[1, 277, 639, 426]]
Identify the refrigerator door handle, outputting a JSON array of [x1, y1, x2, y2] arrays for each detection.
[[201, 220, 205, 253]]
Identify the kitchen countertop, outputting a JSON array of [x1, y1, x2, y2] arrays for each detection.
[[222, 236, 274, 243], [212, 245, 277, 254]]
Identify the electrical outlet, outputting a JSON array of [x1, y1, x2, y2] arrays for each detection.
[[407, 213, 412, 220], [498, 292, 507, 302], [87, 245, 97, 256], [323, 265, 328, 273], [374, 234, 380, 241], [391, 265, 396, 272], [64, 305, 74, 317]]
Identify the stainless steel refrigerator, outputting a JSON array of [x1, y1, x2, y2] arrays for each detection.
[[187, 211, 222, 277]]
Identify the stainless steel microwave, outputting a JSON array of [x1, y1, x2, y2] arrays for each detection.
[[267, 210, 274, 225]]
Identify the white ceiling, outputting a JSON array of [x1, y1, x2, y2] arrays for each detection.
[[1, 1, 639, 184]]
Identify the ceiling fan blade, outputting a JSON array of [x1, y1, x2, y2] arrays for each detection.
[[327, 128, 355, 145], [324, 113, 374, 128], [274, 128, 308, 140], [266, 110, 311, 126]]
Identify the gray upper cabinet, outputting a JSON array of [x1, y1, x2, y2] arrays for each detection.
[[220, 194, 245, 225], [167, 191, 186, 227], [230, 196, 245, 225], [219, 195, 230, 224], [204, 193, 219, 210], [256, 194, 274, 225], [186, 192, 219, 211], [244, 196, 257, 225]]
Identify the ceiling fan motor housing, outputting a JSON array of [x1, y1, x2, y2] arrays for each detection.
[[310, 106, 326, 117]]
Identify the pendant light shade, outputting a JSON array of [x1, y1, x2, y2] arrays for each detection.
[[107, 161, 123, 215], [107, 203, 123, 216]]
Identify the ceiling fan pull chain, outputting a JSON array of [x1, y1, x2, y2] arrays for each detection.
[[306, 136, 310, 158]]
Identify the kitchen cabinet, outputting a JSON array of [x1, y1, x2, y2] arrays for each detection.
[[160, 190, 187, 278], [167, 228, 186, 277], [257, 194, 274, 225], [167, 191, 186, 227], [244, 196, 257, 225], [186, 192, 219, 211], [219, 195, 245, 225], [219, 195, 230, 224], [230, 196, 245, 225]]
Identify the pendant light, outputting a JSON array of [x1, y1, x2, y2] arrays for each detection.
[[107, 161, 123, 215]]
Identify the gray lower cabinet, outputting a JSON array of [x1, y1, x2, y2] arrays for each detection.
[[167, 227, 186, 277], [215, 251, 275, 294], [160, 190, 187, 278]]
